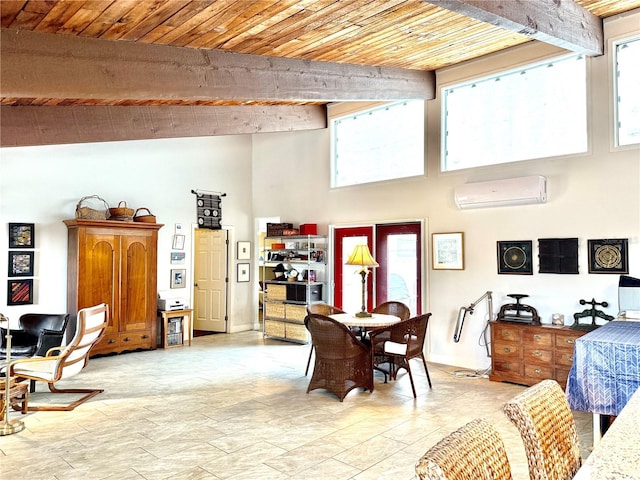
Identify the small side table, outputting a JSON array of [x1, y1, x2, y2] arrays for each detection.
[[159, 309, 193, 349]]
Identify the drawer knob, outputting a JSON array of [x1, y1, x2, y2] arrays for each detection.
[[503, 331, 511, 337], [534, 368, 542, 374], [124, 337, 131, 342], [504, 347, 511, 353], [108, 339, 116, 344], [142, 334, 149, 339], [568, 355, 574, 362], [534, 334, 541, 340], [533, 351, 542, 357], [567, 339, 575, 344]]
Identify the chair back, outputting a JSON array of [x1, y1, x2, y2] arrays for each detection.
[[503, 379, 581, 480], [307, 303, 344, 316], [415, 418, 513, 480], [388, 313, 431, 358], [56, 303, 108, 380], [19, 313, 70, 337], [373, 301, 410, 321], [305, 313, 364, 358]]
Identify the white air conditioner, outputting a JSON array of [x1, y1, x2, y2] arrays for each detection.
[[454, 176, 547, 209]]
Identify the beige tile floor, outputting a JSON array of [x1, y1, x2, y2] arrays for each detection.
[[1, 331, 592, 479]]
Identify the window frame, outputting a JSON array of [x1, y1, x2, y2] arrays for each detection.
[[440, 53, 589, 172], [612, 34, 640, 149], [329, 100, 425, 188]]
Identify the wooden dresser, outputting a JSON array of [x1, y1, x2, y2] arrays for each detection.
[[65, 219, 163, 356], [489, 321, 586, 388]]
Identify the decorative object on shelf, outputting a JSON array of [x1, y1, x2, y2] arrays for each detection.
[[266, 222, 293, 237], [237, 263, 250, 283], [496, 293, 540, 325], [588, 238, 628, 274], [108, 201, 134, 221], [432, 232, 464, 270], [346, 244, 379, 318], [552, 313, 565, 326], [74, 196, 109, 220], [8, 223, 35, 248], [172, 234, 185, 250], [0, 313, 26, 436], [497, 240, 533, 274], [133, 207, 157, 223], [538, 237, 578, 274], [170, 269, 186, 289], [237, 241, 251, 260], [571, 298, 614, 331], [7, 279, 33, 306], [191, 189, 225, 230], [8, 251, 34, 277]]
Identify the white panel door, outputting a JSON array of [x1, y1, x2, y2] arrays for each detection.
[[194, 229, 228, 332]]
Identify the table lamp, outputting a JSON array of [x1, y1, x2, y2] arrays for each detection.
[[346, 244, 379, 317]]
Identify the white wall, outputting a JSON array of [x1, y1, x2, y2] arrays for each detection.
[[251, 11, 640, 370], [0, 135, 255, 332], [1, 10, 638, 369]]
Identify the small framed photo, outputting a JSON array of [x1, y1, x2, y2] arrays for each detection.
[[9, 223, 35, 248], [170, 268, 186, 289], [8, 251, 34, 277], [588, 238, 628, 274], [237, 263, 250, 282], [497, 240, 533, 275], [170, 251, 186, 265], [172, 234, 185, 250], [237, 241, 251, 260], [7, 279, 34, 305], [432, 232, 464, 270]]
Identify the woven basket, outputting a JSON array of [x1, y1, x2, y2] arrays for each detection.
[[109, 201, 134, 222], [133, 207, 157, 223], [75, 195, 110, 220]]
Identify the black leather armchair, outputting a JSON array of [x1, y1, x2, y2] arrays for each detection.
[[0, 313, 70, 358]]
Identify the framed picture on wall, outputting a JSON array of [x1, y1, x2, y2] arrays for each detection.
[[172, 234, 185, 250], [170, 269, 186, 289], [9, 223, 35, 249], [497, 240, 533, 275], [7, 279, 34, 305], [588, 238, 628, 274], [237, 241, 251, 260], [237, 263, 250, 282], [432, 232, 464, 270], [8, 251, 34, 277]]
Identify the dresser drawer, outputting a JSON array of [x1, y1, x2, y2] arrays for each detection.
[[525, 364, 554, 382], [523, 330, 553, 347], [556, 332, 581, 350], [556, 349, 577, 367], [119, 331, 153, 350], [493, 341, 522, 360], [493, 359, 524, 376], [524, 346, 553, 364], [493, 324, 522, 342]]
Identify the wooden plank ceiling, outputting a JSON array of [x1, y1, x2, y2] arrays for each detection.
[[1, 0, 639, 146]]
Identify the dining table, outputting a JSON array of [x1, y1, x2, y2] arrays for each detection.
[[572, 385, 640, 479], [330, 312, 401, 330], [565, 320, 640, 443]]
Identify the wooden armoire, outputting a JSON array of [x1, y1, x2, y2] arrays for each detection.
[[65, 219, 163, 356]]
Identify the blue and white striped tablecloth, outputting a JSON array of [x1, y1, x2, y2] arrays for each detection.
[[566, 321, 640, 416]]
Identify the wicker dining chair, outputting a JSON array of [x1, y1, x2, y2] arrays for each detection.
[[372, 301, 411, 321], [368, 313, 432, 397], [415, 418, 513, 480], [503, 379, 582, 480], [304, 313, 373, 401], [304, 304, 345, 375]]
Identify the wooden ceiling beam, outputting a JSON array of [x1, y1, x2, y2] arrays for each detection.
[[0, 28, 435, 103], [0, 104, 327, 147], [430, 0, 603, 56]]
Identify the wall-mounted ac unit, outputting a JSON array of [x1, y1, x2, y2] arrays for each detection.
[[454, 176, 547, 209]]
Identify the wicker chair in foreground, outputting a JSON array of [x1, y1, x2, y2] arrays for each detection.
[[503, 379, 582, 480], [304, 313, 373, 401], [415, 418, 513, 480], [305, 304, 345, 375], [368, 313, 432, 397]]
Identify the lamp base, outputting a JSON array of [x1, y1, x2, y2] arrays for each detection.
[[0, 420, 25, 436], [355, 311, 372, 318]]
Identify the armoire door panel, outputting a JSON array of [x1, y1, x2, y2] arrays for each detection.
[[83, 234, 119, 334], [121, 236, 153, 332]]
